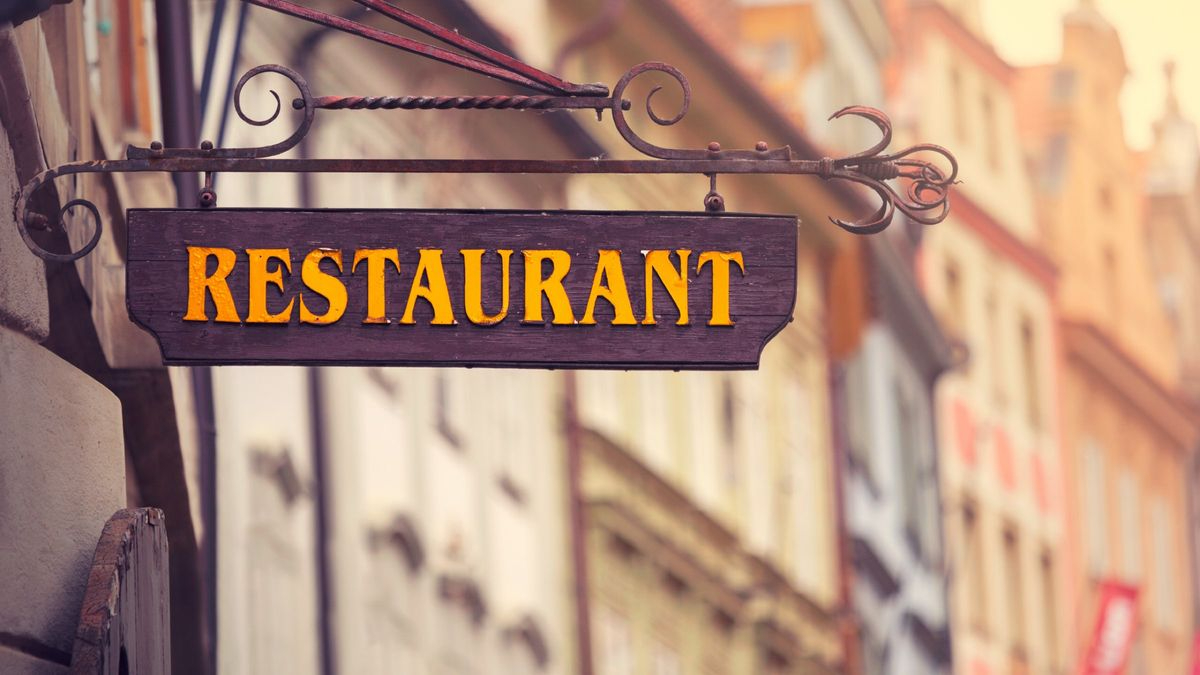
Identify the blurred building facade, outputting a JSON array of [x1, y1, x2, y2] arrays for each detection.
[[1145, 64, 1200, 406], [830, 226, 957, 675], [192, 2, 593, 674], [1144, 62, 1200, 639], [191, 0, 864, 672], [741, 2, 959, 674], [884, 2, 1067, 675], [550, 0, 856, 671], [1015, 4, 1200, 673], [10, 2, 1200, 675]]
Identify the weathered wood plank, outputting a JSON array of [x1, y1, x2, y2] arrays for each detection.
[[71, 508, 171, 675]]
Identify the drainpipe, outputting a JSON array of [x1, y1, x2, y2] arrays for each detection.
[[153, 3, 214, 675], [197, 0, 228, 117], [308, 367, 336, 675], [823, 247, 861, 675], [564, 371, 594, 675], [192, 368, 217, 675], [291, 12, 367, 675], [155, 0, 199, 205]]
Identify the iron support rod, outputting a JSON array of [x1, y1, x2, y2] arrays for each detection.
[[346, 0, 604, 95], [27, 157, 884, 176], [241, 0, 564, 94]]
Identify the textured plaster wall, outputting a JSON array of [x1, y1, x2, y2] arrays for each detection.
[[0, 36, 125, 672], [0, 327, 125, 661], [0, 114, 49, 340]]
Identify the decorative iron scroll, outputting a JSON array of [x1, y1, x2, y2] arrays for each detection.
[[14, 0, 958, 263]]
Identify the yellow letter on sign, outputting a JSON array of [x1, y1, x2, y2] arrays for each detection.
[[352, 249, 401, 324], [462, 249, 512, 325], [697, 251, 745, 326], [523, 250, 576, 324], [299, 249, 347, 325], [643, 249, 691, 326], [184, 246, 242, 323], [401, 249, 456, 325], [246, 249, 295, 323], [581, 250, 635, 325]]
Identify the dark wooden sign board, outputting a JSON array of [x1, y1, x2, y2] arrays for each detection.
[[126, 208, 797, 369]]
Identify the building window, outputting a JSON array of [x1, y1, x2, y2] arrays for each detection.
[[639, 372, 674, 473], [981, 91, 1000, 169], [943, 259, 965, 338], [596, 606, 633, 675], [785, 375, 820, 589], [721, 376, 737, 446], [1040, 551, 1059, 670], [88, 0, 158, 139], [963, 503, 988, 633], [950, 65, 966, 141], [582, 371, 625, 443], [366, 543, 420, 673], [1019, 317, 1041, 429], [1003, 528, 1025, 655], [246, 446, 307, 673], [860, 630, 885, 675], [741, 377, 773, 552], [1052, 68, 1077, 102], [652, 639, 681, 675], [844, 358, 874, 484], [1128, 631, 1149, 675], [435, 371, 462, 448], [1151, 498, 1175, 629], [439, 603, 480, 674], [897, 381, 922, 551], [1117, 469, 1141, 580], [762, 39, 796, 80], [721, 375, 738, 488], [1082, 440, 1109, 575], [1103, 246, 1120, 320], [500, 616, 549, 675], [683, 371, 722, 509], [496, 371, 532, 503], [986, 291, 1005, 408]]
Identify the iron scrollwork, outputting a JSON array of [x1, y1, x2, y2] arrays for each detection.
[[14, 1, 957, 263]]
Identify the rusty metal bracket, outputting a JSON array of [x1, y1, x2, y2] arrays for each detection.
[[14, 1, 957, 263]]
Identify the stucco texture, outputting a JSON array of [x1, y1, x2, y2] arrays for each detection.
[[0, 120, 49, 340], [0, 327, 125, 655]]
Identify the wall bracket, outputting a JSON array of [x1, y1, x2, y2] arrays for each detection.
[[14, 0, 958, 263]]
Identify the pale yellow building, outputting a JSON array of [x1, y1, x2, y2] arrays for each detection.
[[1015, 3, 1199, 673], [192, 2, 593, 673], [547, 0, 856, 671], [886, 1, 1067, 674]]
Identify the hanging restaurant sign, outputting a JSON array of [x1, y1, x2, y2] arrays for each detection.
[[126, 208, 796, 368], [15, 0, 957, 370]]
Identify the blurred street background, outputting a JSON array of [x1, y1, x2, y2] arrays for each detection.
[[2, 0, 1200, 674]]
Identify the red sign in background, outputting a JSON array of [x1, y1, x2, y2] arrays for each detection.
[[1080, 581, 1139, 675]]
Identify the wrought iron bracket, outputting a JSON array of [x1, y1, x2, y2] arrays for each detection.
[[14, 0, 958, 263]]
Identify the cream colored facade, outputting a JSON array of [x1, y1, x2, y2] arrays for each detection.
[[887, 2, 1066, 674], [195, 2, 585, 673], [188, 0, 858, 671], [1143, 70, 1200, 639], [1015, 5, 1199, 673], [545, 0, 850, 671], [1144, 64, 1200, 403]]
